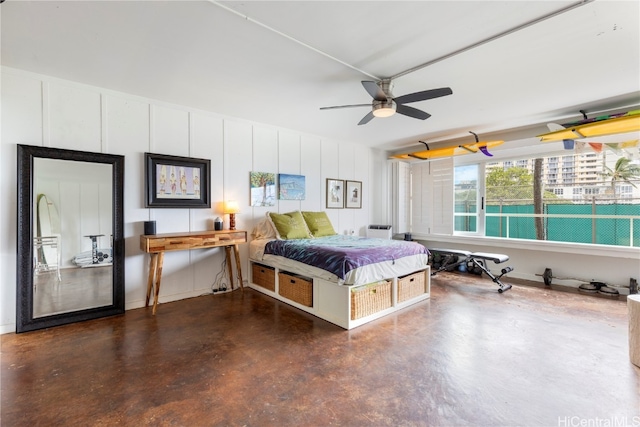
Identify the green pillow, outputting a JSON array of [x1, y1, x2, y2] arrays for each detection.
[[302, 211, 337, 237], [267, 211, 311, 240]]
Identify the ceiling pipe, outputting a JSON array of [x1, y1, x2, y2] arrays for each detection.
[[208, 0, 594, 82], [207, 0, 381, 80], [391, 0, 595, 80]]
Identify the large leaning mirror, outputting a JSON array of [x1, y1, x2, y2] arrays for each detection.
[[17, 144, 124, 333]]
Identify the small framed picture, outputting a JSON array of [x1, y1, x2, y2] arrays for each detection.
[[345, 180, 362, 209], [326, 178, 344, 209], [278, 173, 306, 200], [145, 152, 211, 208], [250, 171, 276, 207]]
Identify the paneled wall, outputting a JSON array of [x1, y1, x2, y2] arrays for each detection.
[[0, 67, 389, 333]]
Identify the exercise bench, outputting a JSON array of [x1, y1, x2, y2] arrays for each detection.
[[429, 248, 514, 293]]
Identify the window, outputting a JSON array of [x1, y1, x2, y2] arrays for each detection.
[[454, 150, 640, 247], [619, 185, 633, 199], [454, 164, 479, 233], [404, 144, 640, 247]]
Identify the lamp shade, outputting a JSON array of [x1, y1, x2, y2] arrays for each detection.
[[223, 200, 240, 214]]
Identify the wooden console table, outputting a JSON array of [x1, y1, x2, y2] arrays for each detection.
[[140, 230, 247, 314]]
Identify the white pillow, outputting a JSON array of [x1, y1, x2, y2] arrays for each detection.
[[251, 218, 277, 239]]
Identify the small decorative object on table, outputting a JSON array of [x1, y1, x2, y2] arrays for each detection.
[[144, 221, 156, 235]]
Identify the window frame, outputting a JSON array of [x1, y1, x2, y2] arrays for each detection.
[[454, 163, 485, 236]]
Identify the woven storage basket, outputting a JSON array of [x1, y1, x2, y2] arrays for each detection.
[[252, 263, 275, 291], [278, 272, 313, 307], [351, 280, 392, 320], [397, 270, 428, 303]]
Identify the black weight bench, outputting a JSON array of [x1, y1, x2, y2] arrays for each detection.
[[429, 248, 513, 293]]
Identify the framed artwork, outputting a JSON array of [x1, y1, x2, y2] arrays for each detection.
[[345, 180, 362, 209], [250, 171, 276, 207], [144, 152, 210, 208], [278, 174, 306, 200], [326, 178, 344, 209]]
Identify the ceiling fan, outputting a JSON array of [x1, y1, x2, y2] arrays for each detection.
[[320, 80, 452, 125]]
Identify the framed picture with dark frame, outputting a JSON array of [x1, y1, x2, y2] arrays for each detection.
[[345, 180, 362, 209], [145, 152, 211, 208], [326, 178, 344, 209]]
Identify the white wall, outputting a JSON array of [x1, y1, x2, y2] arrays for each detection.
[[0, 67, 387, 333]]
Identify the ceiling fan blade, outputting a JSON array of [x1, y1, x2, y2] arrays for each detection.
[[396, 104, 431, 120], [361, 81, 387, 101], [320, 104, 371, 110], [358, 111, 375, 125], [394, 87, 453, 105]]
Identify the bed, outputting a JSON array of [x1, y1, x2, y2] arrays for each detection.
[[248, 211, 431, 329]]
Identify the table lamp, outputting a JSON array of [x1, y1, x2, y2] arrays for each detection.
[[224, 200, 240, 230]]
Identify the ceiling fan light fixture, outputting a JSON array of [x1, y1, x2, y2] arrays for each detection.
[[372, 100, 397, 118]]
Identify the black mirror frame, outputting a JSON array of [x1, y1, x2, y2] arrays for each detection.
[[16, 144, 125, 333]]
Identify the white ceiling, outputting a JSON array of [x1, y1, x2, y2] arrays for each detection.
[[2, 1, 639, 153]]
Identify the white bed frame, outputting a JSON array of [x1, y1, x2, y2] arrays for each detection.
[[248, 259, 431, 330]]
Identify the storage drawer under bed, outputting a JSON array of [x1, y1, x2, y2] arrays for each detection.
[[278, 271, 313, 307], [252, 263, 276, 292], [397, 270, 429, 303], [350, 280, 392, 320]]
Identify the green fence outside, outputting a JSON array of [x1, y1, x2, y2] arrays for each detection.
[[455, 203, 640, 247], [487, 204, 640, 246]]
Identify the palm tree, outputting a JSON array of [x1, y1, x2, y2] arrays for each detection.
[[533, 158, 545, 240], [601, 157, 640, 200]]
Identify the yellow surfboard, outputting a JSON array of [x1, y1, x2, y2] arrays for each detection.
[[391, 140, 504, 160], [538, 111, 640, 142]]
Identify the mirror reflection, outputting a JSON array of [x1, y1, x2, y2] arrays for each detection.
[[33, 158, 114, 317]]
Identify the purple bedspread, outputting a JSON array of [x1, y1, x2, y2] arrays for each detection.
[[264, 235, 429, 280]]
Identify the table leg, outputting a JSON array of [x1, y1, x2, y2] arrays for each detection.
[[224, 246, 234, 290], [233, 243, 244, 291], [145, 254, 158, 307], [152, 252, 165, 315]]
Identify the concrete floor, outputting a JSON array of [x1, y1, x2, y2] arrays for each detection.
[[2, 272, 638, 426]]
